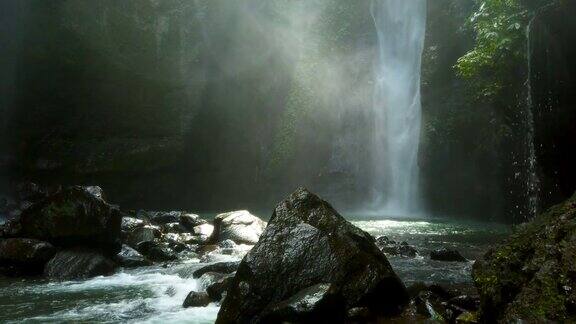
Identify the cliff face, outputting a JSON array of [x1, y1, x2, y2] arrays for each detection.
[[529, 1, 576, 210], [2, 0, 376, 211]]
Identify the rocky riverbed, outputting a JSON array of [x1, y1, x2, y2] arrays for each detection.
[[2, 184, 573, 323]]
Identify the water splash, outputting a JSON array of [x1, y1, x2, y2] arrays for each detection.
[[369, 0, 427, 215]]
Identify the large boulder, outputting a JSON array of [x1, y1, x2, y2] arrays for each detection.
[[183, 291, 212, 308], [44, 248, 117, 280], [210, 210, 266, 245], [18, 186, 122, 254], [0, 238, 57, 275], [473, 193, 576, 322], [216, 188, 408, 323]]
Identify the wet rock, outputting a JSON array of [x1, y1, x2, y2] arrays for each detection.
[[183, 291, 211, 308], [216, 188, 408, 323], [456, 311, 479, 323], [116, 244, 151, 268], [260, 283, 345, 323], [162, 222, 187, 234], [218, 239, 236, 249], [144, 211, 182, 225], [193, 223, 214, 237], [0, 238, 56, 275], [136, 241, 177, 262], [193, 261, 240, 278], [18, 186, 122, 254], [449, 295, 480, 311], [180, 213, 207, 231], [121, 216, 145, 234], [210, 210, 266, 245], [376, 236, 418, 258], [473, 193, 576, 323], [84, 186, 105, 201], [346, 307, 373, 322], [0, 218, 22, 238], [207, 275, 234, 301], [44, 248, 116, 280], [126, 225, 161, 248], [430, 248, 467, 262]]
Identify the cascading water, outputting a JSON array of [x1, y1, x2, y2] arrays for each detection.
[[369, 0, 427, 215], [524, 17, 540, 218]]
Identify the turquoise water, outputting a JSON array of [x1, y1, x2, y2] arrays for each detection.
[[0, 217, 510, 323]]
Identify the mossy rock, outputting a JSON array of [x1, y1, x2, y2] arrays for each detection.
[[473, 192, 576, 322]]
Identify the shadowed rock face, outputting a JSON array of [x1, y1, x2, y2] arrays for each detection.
[[44, 248, 116, 280], [18, 186, 122, 254], [216, 188, 408, 323]]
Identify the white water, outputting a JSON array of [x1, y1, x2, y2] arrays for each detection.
[[369, 0, 427, 215]]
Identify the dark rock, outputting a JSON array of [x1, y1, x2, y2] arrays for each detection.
[[144, 211, 182, 225], [260, 283, 345, 323], [183, 291, 211, 308], [207, 275, 234, 301], [216, 188, 408, 323], [180, 213, 207, 231], [193, 261, 240, 278], [15, 182, 47, 202], [19, 186, 122, 254], [0, 238, 56, 275], [0, 218, 22, 238], [473, 193, 576, 323], [209, 210, 266, 245], [430, 248, 467, 262], [449, 295, 480, 312], [44, 248, 116, 280], [218, 239, 236, 249], [126, 226, 161, 248], [376, 236, 418, 258], [136, 241, 177, 262], [116, 244, 151, 268]]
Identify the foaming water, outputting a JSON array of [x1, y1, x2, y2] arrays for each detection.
[[0, 263, 219, 324], [0, 218, 509, 322]]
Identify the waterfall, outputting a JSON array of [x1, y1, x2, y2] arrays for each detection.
[[369, 0, 427, 215], [524, 17, 540, 218]]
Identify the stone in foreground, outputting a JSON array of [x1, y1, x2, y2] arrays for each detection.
[[216, 188, 408, 323], [44, 248, 116, 280], [19, 186, 122, 254], [473, 192, 576, 323], [0, 238, 56, 275]]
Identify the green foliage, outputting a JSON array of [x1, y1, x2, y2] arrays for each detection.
[[455, 0, 529, 98]]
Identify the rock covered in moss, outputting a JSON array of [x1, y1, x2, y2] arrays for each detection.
[[216, 188, 408, 323], [473, 192, 576, 322]]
